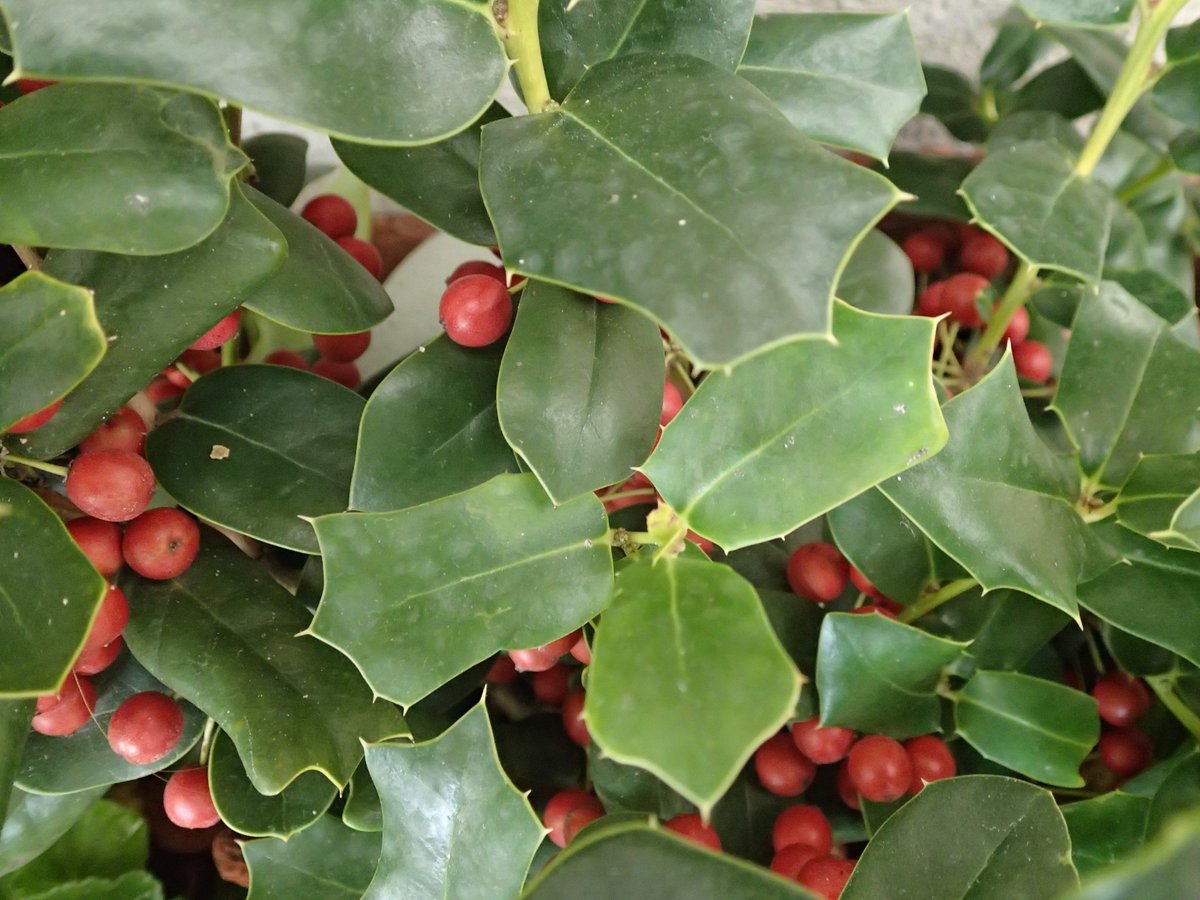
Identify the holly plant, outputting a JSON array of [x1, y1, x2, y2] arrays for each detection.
[[2, 0, 1200, 898]]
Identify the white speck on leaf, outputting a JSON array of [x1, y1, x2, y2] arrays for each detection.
[[210, 445, 231, 460]]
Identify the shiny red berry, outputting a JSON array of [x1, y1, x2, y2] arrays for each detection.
[[66, 517, 123, 577], [311, 358, 361, 389], [544, 790, 603, 848], [770, 843, 821, 881], [32, 676, 96, 736], [79, 406, 148, 456], [73, 636, 123, 676], [799, 856, 856, 900], [66, 450, 156, 522], [902, 230, 946, 273], [8, 399, 63, 434], [446, 260, 506, 285], [904, 735, 956, 792], [755, 733, 816, 797], [661, 381, 684, 427], [1092, 672, 1152, 727], [786, 542, 849, 603], [664, 813, 721, 852], [82, 584, 130, 655], [531, 664, 572, 707], [301, 194, 357, 239], [772, 804, 833, 855], [847, 735, 912, 803], [108, 691, 185, 765], [122, 508, 200, 580], [1012, 340, 1053, 384], [264, 349, 309, 370], [791, 717, 855, 765], [314, 331, 371, 363], [1098, 728, 1153, 777], [941, 273, 990, 328], [562, 687, 590, 747], [916, 282, 947, 318], [960, 230, 1009, 279], [1000, 306, 1030, 345], [163, 767, 220, 829], [336, 236, 383, 279], [439, 275, 513, 348], [191, 310, 241, 351]]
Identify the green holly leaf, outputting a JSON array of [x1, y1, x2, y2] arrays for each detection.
[[881, 353, 1101, 621], [525, 821, 813, 899], [1006, 60, 1105, 120], [881, 152, 974, 221], [16, 649, 204, 794], [0, 84, 244, 254], [961, 138, 1113, 281], [1053, 284, 1200, 488], [843, 776, 1078, 898], [480, 55, 901, 368], [588, 745, 692, 820], [242, 133, 308, 209], [955, 671, 1099, 787], [238, 187, 393, 334], [586, 556, 801, 816], [920, 66, 989, 143], [815, 613, 965, 738], [362, 702, 542, 898], [122, 537, 406, 795], [146, 365, 364, 554], [737, 12, 924, 160], [1062, 791, 1152, 875], [351, 336, 519, 512], [1018, 0, 1135, 27], [9, 872, 163, 900], [980, 12, 1056, 90], [538, 0, 755, 100], [0, 699, 32, 833], [643, 304, 946, 551], [209, 730, 337, 839], [243, 815, 381, 900], [334, 104, 507, 247], [1115, 453, 1200, 551], [836, 232, 915, 316], [497, 282, 663, 504], [311, 474, 612, 708], [0, 480, 107, 698], [342, 763, 382, 833], [1074, 807, 1200, 899], [1168, 130, 1200, 175], [15, 189, 286, 459], [0, 0, 507, 145], [0, 272, 105, 434], [0, 788, 105, 877], [1152, 22, 1200, 130], [922, 589, 1072, 673]]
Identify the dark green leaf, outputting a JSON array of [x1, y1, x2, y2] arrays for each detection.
[[494, 714, 586, 796], [497, 282, 663, 503], [1116, 453, 1200, 550], [757, 588, 824, 679], [920, 66, 989, 143], [643, 304, 946, 551], [0, 700, 31, 832], [538, 0, 755, 100], [980, 14, 1056, 89], [242, 133, 308, 208], [815, 613, 965, 738], [0, 789, 105, 877], [836, 232, 914, 316], [1154, 61, 1200, 130], [987, 110, 1084, 155], [1073, 807, 1200, 899], [0, 272, 106, 433], [334, 105, 507, 247], [1062, 792, 1152, 875], [363, 702, 542, 898], [955, 671, 1099, 787], [17, 649, 204, 794], [587, 556, 800, 815], [209, 730, 336, 839], [1018, 0, 1134, 27], [11, 872, 162, 900], [350, 336, 518, 512], [922, 589, 1071, 672], [0, 480, 107, 697], [147, 365, 364, 554], [881, 152, 974, 220], [1169, 130, 1200, 174], [1052, 282, 1200, 487], [588, 745, 692, 819], [842, 776, 1078, 899], [0, 84, 244, 254], [238, 186, 393, 334], [0, 0, 507, 145], [1006, 59, 1105, 120], [18, 189, 286, 459], [881, 353, 1101, 620], [1101, 622, 1182, 677], [122, 537, 406, 795], [480, 54, 900, 367], [243, 815, 380, 900], [1107, 269, 1196, 326], [1147, 754, 1200, 837], [738, 13, 925, 160], [342, 762, 382, 833], [312, 474, 612, 708]]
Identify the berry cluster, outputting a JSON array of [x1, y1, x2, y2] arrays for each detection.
[[1091, 671, 1155, 779]]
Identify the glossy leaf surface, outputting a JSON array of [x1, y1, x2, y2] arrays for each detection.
[[122, 538, 405, 794], [312, 474, 612, 707], [1116, 453, 1200, 550], [351, 337, 518, 512], [0, 0, 507, 144], [586, 556, 801, 815], [147, 365, 364, 554], [497, 282, 663, 503], [922, 589, 1071, 673], [0, 788, 105, 877], [836, 231, 915, 316], [955, 671, 1099, 787], [481, 55, 900, 367], [242, 133, 308, 208], [363, 703, 542, 899], [1074, 808, 1200, 900], [644, 304, 946, 551], [243, 815, 381, 900], [1017, 0, 1134, 27], [0, 699, 31, 831], [843, 776, 1078, 898], [0, 84, 244, 254], [1062, 792, 1152, 875], [0, 272, 104, 434], [738, 13, 925, 160]]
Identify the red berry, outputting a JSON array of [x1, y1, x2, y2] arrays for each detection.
[[686, 530, 715, 556], [66, 450, 156, 523], [1093, 672, 1152, 727], [73, 636, 123, 676], [32, 675, 96, 736], [664, 813, 721, 852], [1098, 728, 1153, 777], [661, 381, 684, 427], [836, 760, 860, 810], [902, 231, 946, 273], [904, 735, 956, 793], [161, 365, 193, 390], [544, 790, 603, 848], [335, 236, 383, 279], [264, 349, 309, 370], [8, 399, 63, 434], [508, 632, 579, 672], [144, 376, 184, 404], [755, 733, 816, 797], [562, 687, 590, 747], [941, 273, 989, 328], [301, 194, 357, 240], [446, 260, 507, 285], [1000, 306, 1030, 345], [65, 517, 123, 577], [439, 275, 513, 348], [122, 508, 200, 580], [178, 349, 221, 376], [602, 473, 656, 514], [791, 717, 855, 765], [313, 331, 371, 363], [771, 843, 822, 882], [79, 406, 148, 456], [915, 282, 947, 318], [561, 803, 602, 845], [1012, 340, 1053, 384], [83, 584, 130, 655], [960, 230, 1009, 279], [531, 664, 572, 707], [569, 635, 591, 665], [191, 310, 241, 351], [485, 654, 518, 684], [17, 79, 56, 95], [847, 736, 912, 803], [772, 804, 833, 855], [311, 358, 361, 390], [107, 691, 185, 765], [799, 856, 856, 900], [786, 542, 849, 603], [163, 767, 220, 829], [848, 565, 889, 602]]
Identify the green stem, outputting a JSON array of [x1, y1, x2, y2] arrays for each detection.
[[220, 336, 237, 367], [1079, 498, 1118, 524], [0, 453, 68, 477], [970, 258, 1038, 365], [1148, 676, 1200, 744], [1117, 155, 1174, 204], [599, 488, 657, 503], [496, 0, 553, 114], [198, 717, 217, 766], [899, 577, 978, 624], [1075, 0, 1189, 177]]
